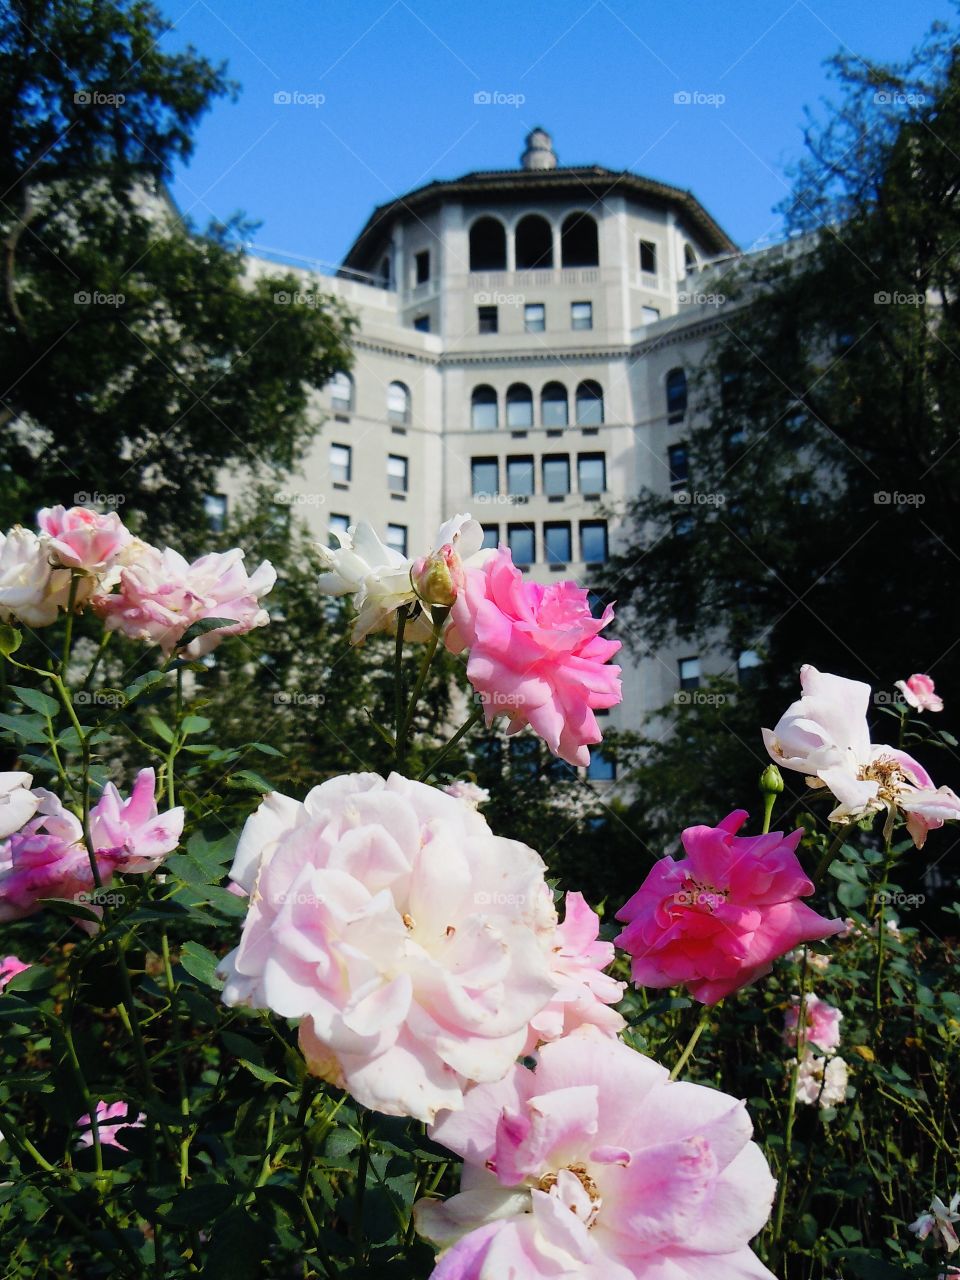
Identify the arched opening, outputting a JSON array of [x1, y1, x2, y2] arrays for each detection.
[[469, 217, 507, 271], [541, 381, 569, 427], [330, 371, 354, 412], [506, 383, 533, 429], [387, 381, 410, 425], [575, 380, 604, 426], [666, 368, 687, 420], [560, 212, 599, 267], [514, 214, 553, 269], [471, 385, 498, 430]]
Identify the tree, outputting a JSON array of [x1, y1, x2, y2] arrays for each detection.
[[0, 0, 354, 537], [603, 21, 960, 842]]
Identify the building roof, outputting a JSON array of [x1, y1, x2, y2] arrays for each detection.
[[341, 164, 738, 271]]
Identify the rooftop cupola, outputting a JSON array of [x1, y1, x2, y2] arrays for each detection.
[[521, 127, 557, 171]]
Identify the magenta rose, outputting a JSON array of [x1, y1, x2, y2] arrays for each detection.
[[445, 547, 621, 768]]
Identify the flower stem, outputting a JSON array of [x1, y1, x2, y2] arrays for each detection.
[[812, 818, 860, 887], [60, 571, 81, 674], [396, 609, 448, 771], [161, 930, 191, 1188], [669, 1005, 712, 1080], [419, 704, 484, 782], [771, 951, 809, 1254], [354, 1107, 372, 1265], [393, 605, 409, 764]]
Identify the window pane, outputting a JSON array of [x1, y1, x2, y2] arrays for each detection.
[[542, 455, 570, 496], [642, 305, 661, 325], [330, 371, 352, 409], [508, 525, 534, 565], [387, 454, 408, 492], [666, 368, 687, 417], [387, 382, 409, 422], [480, 524, 499, 550], [639, 239, 657, 273], [578, 453, 605, 494], [478, 305, 498, 334], [668, 444, 688, 487], [415, 250, 430, 284], [506, 386, 533, 428], [571, 301, 592, 331], [506, 456, 534, 496], [586, 751, 616, 781], [471, 458, 498, 496], [524, 303, 545, 333], [413, 314, 430, 332], [472, 387, 498, 429], [580, 520, 608, 563], [328, 513, 350, 546], [679, 657, 701, 690], [386, 524, 407, 556], [509, 737, 540, 779], [204, 493, 227, 532], [330, 443, 351, 483], [545, 523, 571, 564], [541, 384, 568, 427], [738, 649, 763, 689], [576, 381, 604, 425]]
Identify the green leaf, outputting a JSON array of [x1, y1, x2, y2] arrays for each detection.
[[0, 624, 22, 656], [238, 1059, 292, 1088], [0, 712, 50, 745], [201, 1206, 266, 1280], [249, 741, 283, 757], [5, 965, 56, 993], [939, 729, 959, 747], [147, 715, 175, 744], [122, 670, 167, 702], [178, 941, 223, 989], [163, 1182, 236, 1227], [224, 769, 273, 794], [180, 714, 211, 736], [177, 617, 238, 650], [9, 685, 59, 717], [37, 897, 102, 924]]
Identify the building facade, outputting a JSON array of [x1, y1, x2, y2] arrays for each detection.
[[238, 129, 746, 776]]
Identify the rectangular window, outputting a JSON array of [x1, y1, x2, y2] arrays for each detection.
[[480, 523, 499, 550], [642, 305, 661, 325], [509, 737, 540, 780], [580, 520, 608, 564], [679, 657, 701, 691], [386, 523, 408, 557], [328, 513, 350, 547], [542, 454, 570, 496], [415, 250, 430, 284], [524, 303, 545, 333], [204, 493, 227, 533], [330, 443, 351, 484], [639, 239, 657, 274], [571, 301, 593, 331], [586, 751, 616, 781], [413, 314, 430, 332], [387, 454, 408, 493], [471, 457, 499, 497], [668, 443, 689, 488], [508, 523, 535, 566], [506, 456, 534, 497], [478, 305, 498, 334], [577, 453, 606, 495], [738, 649, 762, 688], [544, 522, 572, 565]]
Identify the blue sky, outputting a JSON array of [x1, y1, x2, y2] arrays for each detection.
[[160, 0, 953, 268]]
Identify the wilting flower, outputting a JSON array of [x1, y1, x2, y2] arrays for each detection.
[[910, 1193, 960, 1253], [76, 1100, 146, 1152], [795, 1049, 848, 1108], [317, 514, 483, 643], [524, 892, 625, 1054], [897, 673, 943, 713], [783, 992, 842, 1053], [442, 779, 490, 809], [0, 772, 40, 839], [446, 546, 621, 768], [93, 545, 276, 657], [764, 665, 960, 848], [0, 956, 30, 992], [0, 527, 72, 627], [218, 773, 558, 1122], [37, 505, 131, 574], [615, 810, 844, 1005], [89, 768, 184, 873], [415, 1027, 777, 1280]]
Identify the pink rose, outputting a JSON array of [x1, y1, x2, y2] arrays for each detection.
[[90, 768, 183, 873], [783, 991, 843, 1053], [0, 527, 73, 626], [0, 771, 40, 839], [415, 1027, 776, 1280], [615, 810, 845, 1005], [524, 892, 625, 1054], [93, 545, 276, 657], [445, 547, 622, 768], [218, 774, 559, 1122], [37, 505, 131, 573], [896, 673, 943, 713], [0, 955, 30, 992], [76, 1100, 145, 1151], [795, 1050, 849, 1109]]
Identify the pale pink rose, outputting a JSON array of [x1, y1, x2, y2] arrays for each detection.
[[37, 505, 131, 573], [615, 810, 845, 1005], [445, 546, 622, 768], [524, 892, 625, 1055], [90, 768, 183, 873], [93, 545, 276, 657], [0, 527, 72, 627], [783, 992, 843, 1053], [441, 780, 490, 809], [897, 673, 943, 713], [795, 1049, 848, 1108], [218, 773, 559, 1122], [76, 1100, 146, 1151], [0, 955, 30, 992], [415, 1027, 777, 1280], [0, 791, 99, 922], [0, 772, 40, 839], [764, 665, 960, 848], [910, 1194, 960, 1254]]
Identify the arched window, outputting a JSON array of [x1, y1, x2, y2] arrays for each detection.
[[330, 371, 354, 412], [561, 212, 599, 267], [506, 383, 533, 429], [666, 368, 687, 421], [683, 244, 698, 274], [471, 385, 498, 430], [469, 217, 507, 271], [575, 380, 604, 426], [515, 214, 553, 269], [387, 381, 410, 425], [541, 382, 569, 427]]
